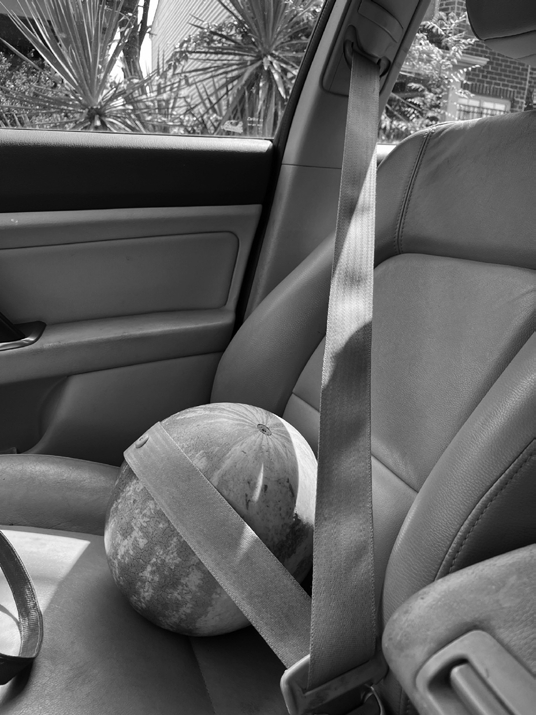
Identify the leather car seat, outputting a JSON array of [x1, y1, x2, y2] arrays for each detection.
[[0, 1, 534, 712]]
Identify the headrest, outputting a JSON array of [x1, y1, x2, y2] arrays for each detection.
[[466, 0, 536, 66], [376, 110, 536, 271]]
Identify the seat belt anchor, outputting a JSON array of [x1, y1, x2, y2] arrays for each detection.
[[280, 650, 388, 715]]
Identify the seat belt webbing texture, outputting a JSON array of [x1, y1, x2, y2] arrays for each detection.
[[125, 49, 379, 698], [309, 50, 378, 691], [126, 422, 312, 667]]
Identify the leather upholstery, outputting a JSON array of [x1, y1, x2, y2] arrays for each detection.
[[0, 85, 535, 715], [211, 112, 536, 714], [0, 455, 116, 535], [376, 111, 536, 270], [382, 545, 536, 712], [277, 255, 535, 596], [283, 337, 418, 595], [211, 234, 332, 415], [370, 256, 534, 491], [0, 526, 287, 715], [466, 0, 536, 65], [383, 336, 536, 622]]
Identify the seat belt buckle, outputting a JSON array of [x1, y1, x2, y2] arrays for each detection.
[[280, 651, 388, 715]]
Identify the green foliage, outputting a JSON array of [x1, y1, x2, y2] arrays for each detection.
[[124, 61, 187, 134], [168, 0, 322, 137], [0, 0, 320, 136], [0, 50, 65, 127], [0, 1, 472, 140], [380, 12, 476, 143], [119, 0, 152, 77], [0, 0, 319, 136], [0, 0, 158, 131]]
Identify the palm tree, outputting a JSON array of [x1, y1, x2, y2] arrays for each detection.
[[0, 0, 154, 131], [169, 0, 322, 137], [119, 0, 152, 77]]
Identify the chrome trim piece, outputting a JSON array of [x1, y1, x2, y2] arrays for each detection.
[[0, 322, 46, 352]]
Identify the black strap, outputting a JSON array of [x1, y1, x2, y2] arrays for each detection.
[[0, 531, 43, 684]]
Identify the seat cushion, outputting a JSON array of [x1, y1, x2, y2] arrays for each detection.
[[0, 526, 287, 715], [0, 455, 117, 535]]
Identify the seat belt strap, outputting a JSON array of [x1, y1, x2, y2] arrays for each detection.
[[125, 49, 381, 714], [309, 49, 378, 690], [125, 422, 312, 667]]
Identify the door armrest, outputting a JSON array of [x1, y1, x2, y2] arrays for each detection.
[[382, 546, 536, 715]]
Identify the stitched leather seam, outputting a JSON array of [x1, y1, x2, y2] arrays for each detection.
[[187, 639, 217, 715], [372, 452, 418, 494], [395, 448, 534, 715], [393, 128, 436, 256], [283, 396, 419, 498], [403, 692, 415, 715], [289, 390, 319, 414], [283, 335, 326, 415], [441, 444, 536, 576]]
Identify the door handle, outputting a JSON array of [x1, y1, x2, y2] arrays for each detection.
[[0, 311, 45, 352], [0, 311, 25, 342]]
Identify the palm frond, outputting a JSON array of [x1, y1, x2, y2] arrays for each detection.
[[0, 0, 175, 131], [169, 0, 322, 136]]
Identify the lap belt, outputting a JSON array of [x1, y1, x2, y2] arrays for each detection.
[[125, 48, 383, 715]]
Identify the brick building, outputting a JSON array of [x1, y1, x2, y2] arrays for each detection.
[[434, 0, 535, 117]]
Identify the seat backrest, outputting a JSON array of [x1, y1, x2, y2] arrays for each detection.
[[212, 106, 535, 588], [212, 4, 535, 712]]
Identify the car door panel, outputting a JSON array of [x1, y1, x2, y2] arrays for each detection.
[[0, 206, 259, 323], [0, 378, 61, 455], [0, 133, 272, 463], [0, 310, 234, 386], [1, 309, 233, 463], [0, 130, 272, 212], [27, 354, 224, 466]]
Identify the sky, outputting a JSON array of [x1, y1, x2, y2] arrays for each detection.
[[139, 0, 159, 75]]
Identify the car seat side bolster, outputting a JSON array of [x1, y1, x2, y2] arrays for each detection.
[[382, 333, 536, 623], [438, 441, 536, 576], [211, 235, 333, 415], [0, 454, 117, 535], [376, 129, 429, 266]]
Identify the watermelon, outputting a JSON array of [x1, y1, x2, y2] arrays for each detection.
[[104, 403, 317, 636]]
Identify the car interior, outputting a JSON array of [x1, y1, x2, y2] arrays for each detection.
[[0, 0, 534, 713]]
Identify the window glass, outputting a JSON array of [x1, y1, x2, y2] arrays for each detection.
[[0, 0, 324, 137], [379, 0, 536, 146], [455, 96, 509, 120]]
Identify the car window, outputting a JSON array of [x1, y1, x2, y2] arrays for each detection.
[[379, 0, 536, 145], [0, 0, 325, 137]]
